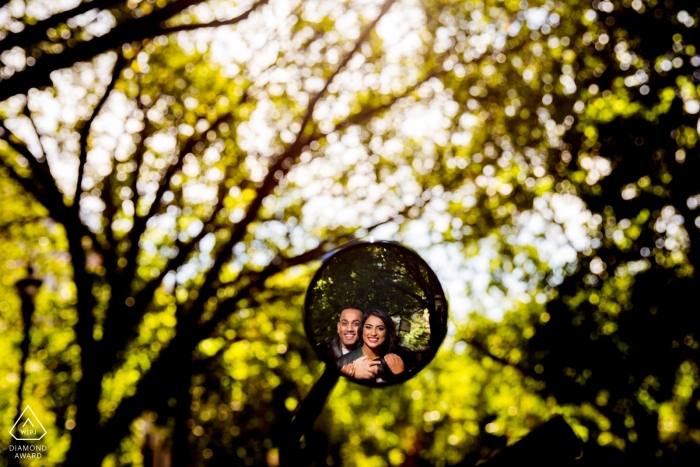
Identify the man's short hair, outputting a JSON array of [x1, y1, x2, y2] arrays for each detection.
[[337, 304, 364, 321]]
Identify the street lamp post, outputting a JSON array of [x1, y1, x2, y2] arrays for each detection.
[[10, 267, 42, 467], [15, 267, 42, 400]]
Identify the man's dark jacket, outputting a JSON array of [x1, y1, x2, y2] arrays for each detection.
[[323, 334, 345, 361]]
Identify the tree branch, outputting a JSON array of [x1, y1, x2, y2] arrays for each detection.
[[144, 113, 231, 226], [100, 176, 229, 361], [99, 170, 118, 281], [99, 110, 240, 367], [197, 243, 330, 340], [99, 98, 238, 370], [118, 112, 231, 292], [133, 181, 227, 310], [127, 90, 154, 243], [75, 53, 127, 210], [157, 0, 269, 34], [0, 0, 266, 102], [21, 106, 48, 160], [465, 336, 539, 380], [0, 156, 52, 214], [0, 120, 112, 280], [333, 70, 442, 132], [0, 0, 122, 52], [389, 282, 429, 305], [0, 120, 70, 223]]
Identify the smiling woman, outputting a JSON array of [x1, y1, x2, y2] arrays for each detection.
[[305, 241, 448, 387]]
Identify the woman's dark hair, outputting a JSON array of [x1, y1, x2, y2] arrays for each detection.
[[360, 308, 400, 355]]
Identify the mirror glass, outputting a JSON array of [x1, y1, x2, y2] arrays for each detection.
[[305, 241, 448, 387]]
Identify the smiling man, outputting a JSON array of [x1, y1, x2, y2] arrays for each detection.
[[324, 305, 363, 361]]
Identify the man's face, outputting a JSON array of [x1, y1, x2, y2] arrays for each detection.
[[337, 308, 362, 349]]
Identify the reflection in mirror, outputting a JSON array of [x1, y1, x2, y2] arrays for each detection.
[[305, 241, 448, 387]]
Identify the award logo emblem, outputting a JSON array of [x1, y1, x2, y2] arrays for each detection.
[[9, 406, 46, 441]]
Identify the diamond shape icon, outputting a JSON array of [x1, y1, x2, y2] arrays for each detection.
[[9, 406, 46, 441]]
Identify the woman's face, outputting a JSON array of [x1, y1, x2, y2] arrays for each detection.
[[363, 315, 386, 349]]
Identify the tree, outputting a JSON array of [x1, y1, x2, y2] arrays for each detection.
[[1, 0, 430, 463]]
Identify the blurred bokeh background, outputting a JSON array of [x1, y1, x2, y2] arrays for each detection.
[[0, 0, 699, 465]]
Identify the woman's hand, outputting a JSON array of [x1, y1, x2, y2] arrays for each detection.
[[352, 357, 380, 379], [384, 353, 404, 375], [340, 364, 355, 377]]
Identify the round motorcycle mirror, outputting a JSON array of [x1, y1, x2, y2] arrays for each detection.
[[304, 241, 448, 387]]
